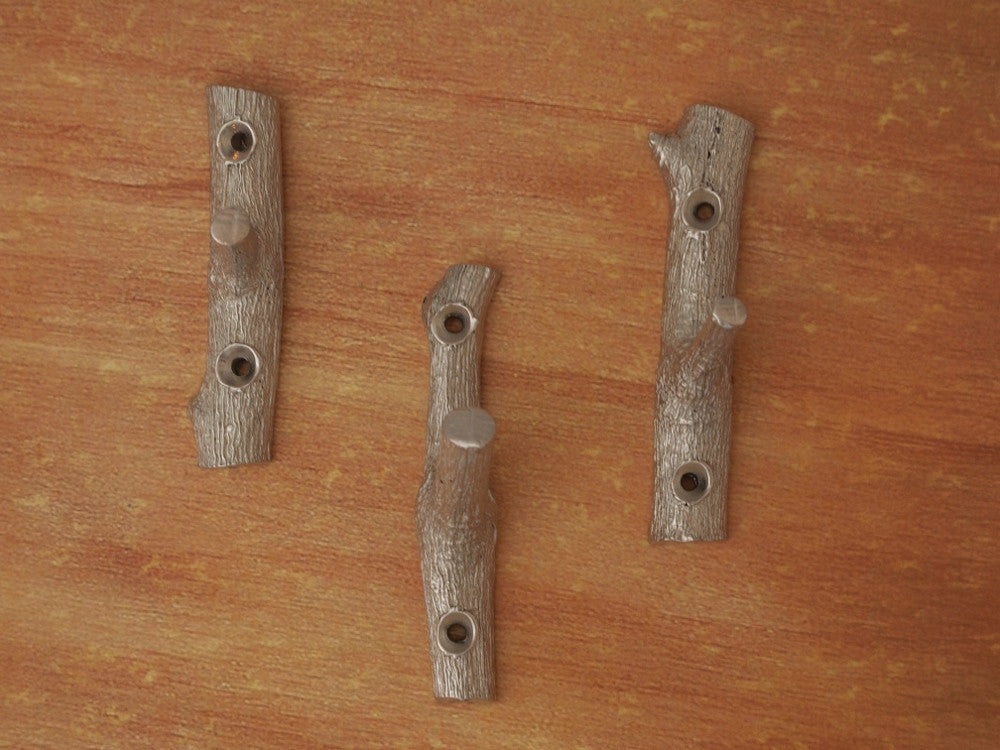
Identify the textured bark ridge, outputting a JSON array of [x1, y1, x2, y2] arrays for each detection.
[[648, 105, 754, 542], [416, 265, 500, 700], [189, 86, 283, 468]]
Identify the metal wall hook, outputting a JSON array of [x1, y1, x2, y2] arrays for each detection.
[[648, 104, 754, 542], [189, 86, 284, 468], [416, 264, 500, 700]]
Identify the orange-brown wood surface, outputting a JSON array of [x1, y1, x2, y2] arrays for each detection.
[[2, 1, 997, 747]]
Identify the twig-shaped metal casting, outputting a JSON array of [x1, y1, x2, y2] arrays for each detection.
[[416, 264, 500, 700], [190, 86, 283, 468], [649, 105, 754, 541]]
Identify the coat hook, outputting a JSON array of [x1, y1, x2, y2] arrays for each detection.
[[416, 264, 500, 700], [648, 104, 754, 542], [189, 86, 284, 468]]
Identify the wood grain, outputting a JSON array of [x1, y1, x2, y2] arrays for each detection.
[[1, 1, 997, 747]]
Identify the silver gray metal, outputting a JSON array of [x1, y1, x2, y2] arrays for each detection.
[[649, 104, 754, 542], [189, 86, 283, 468], [416, 264, 500, 701]]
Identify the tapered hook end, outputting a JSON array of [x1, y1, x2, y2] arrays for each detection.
[[442, 408, 496, 450], [712, 297, 748, 330]]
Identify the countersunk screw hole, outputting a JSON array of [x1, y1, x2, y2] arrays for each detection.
[[446, 623, 468, 643], [682, 188, 722, 231], [430, 303, 475, 346], [437, 610, 476, 655], [217, 119, 257, 163], [215, 343, 261, 389], [672, 460, 711, 504], [443, 314, 465, 334]]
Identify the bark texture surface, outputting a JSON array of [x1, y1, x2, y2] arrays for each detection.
[[189, 86, 283, 468], [416, 265, 500, 700], [649, 105, 754, 541]]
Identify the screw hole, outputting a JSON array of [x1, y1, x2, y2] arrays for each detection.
[[443, 314, 465, 334], [216, 119, 257, 163], [215, 343, 261, 389], [672, 460, 711, 504], [430, 303, 475, 345], [446, 623, 468, 643], [230, 130, 252, 153], [230, 357, 253, 378], [682, 188, 722, 231], [437, 610, 476, 655]]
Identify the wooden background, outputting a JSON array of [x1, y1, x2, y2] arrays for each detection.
[[1, 1, 997, 747]]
